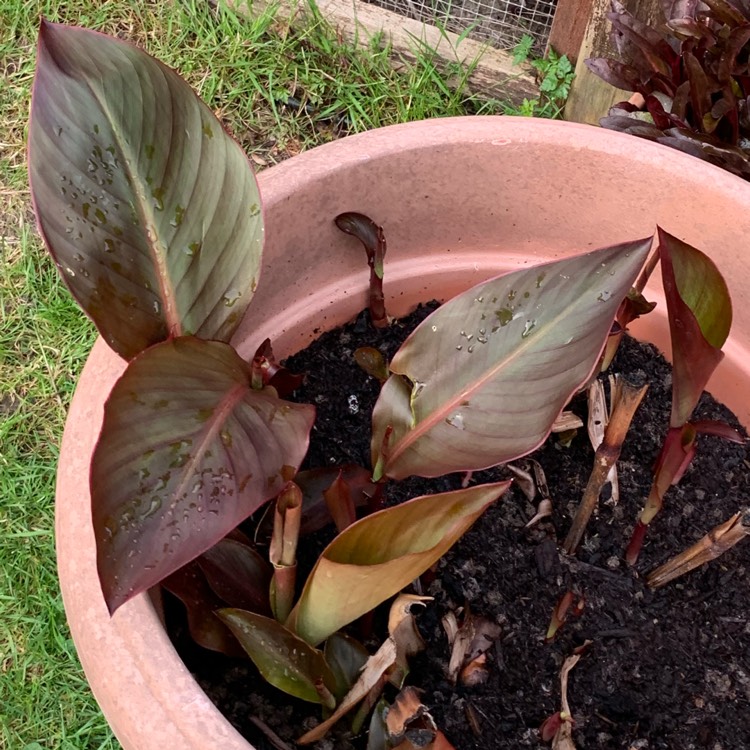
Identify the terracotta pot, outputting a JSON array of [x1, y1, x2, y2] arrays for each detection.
[[56, 116, 750, 749]]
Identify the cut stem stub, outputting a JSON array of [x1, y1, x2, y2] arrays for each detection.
[[647, 510, 750, 589], [563, 376, 648, 554]]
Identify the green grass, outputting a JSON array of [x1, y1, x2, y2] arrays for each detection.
[[0, 1, 517, 747]]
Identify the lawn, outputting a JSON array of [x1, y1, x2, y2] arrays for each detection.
[[0, 1, 517, 747]]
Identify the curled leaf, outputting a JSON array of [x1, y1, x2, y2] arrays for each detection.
[[251, 338, 304, 396], [443, 609, 501, 685], [386, 687, 437, 748], [335, 212, 388, 328], [658, 228, 732, 426], [269, 482, 302, 623]]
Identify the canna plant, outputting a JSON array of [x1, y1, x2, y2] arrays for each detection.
[[624, 229, 744, 563], [29, 18, 740, 746]]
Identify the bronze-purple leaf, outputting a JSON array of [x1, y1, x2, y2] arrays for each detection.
[[92, 336, 315, 613], [684, 51, 714, 128], [585, 58, 642, 91], [295, 465, 377, 534], [198, 538, 273, 615], [28, 22, 263, 360], [608, 5, 676, 75], [657, 228, 732, 427], [371, 239, 652, 480], [251, 338, 304, 396], [161, 561, 245, 657]]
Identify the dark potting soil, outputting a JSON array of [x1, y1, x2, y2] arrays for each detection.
[[169, 304, 750, 750]]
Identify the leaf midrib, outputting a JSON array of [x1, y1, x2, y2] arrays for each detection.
[[88, 56, 182, 337]]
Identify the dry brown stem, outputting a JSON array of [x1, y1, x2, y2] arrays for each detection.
[[647, 510, 750, 588], [563, 377, 648, 554]]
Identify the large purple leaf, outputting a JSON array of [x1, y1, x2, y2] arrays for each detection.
[[608, 3, 677, 74], [371, 239, 652, 480], [657, 228, 732, 426], [28, 22, 263, 360], [92, 337, 315, 613]]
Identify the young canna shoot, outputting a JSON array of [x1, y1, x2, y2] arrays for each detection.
[[626, 229, 740, 564], [335, 212, 389, 328]]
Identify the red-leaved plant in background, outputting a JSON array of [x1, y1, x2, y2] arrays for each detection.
[[29, 19, 741, 746], [587, 0, 750, 179]]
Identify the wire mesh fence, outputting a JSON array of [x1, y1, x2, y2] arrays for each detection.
[[360, 0, 557, 53]]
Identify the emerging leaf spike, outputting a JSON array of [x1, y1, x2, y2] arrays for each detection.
[[335, 212, 389, 328]]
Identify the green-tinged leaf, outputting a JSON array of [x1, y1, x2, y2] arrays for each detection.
[[198, 538, 272, 615], [217, 609, 337, 704], [354, 347, 390, 383], [29, 22, 263, 360], [366, 699, 391, 750], [92, 337, 315, 613], [161, 561, 245, 657], [658, 228, 732, 426], [372, 239, 652, 480], [287, 482, 509, 645], [324, 633, 370, 700]]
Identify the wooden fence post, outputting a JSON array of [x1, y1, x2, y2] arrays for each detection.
[[563, 0, 663, 124], [547, 0, 596, 63]]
